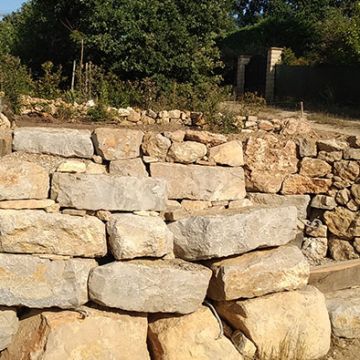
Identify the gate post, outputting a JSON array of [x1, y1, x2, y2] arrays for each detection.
[[265, 47, 283, 103], [236, 55, 251, 98]]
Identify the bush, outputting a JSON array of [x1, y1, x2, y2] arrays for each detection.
[[35, 61, 63, 99]]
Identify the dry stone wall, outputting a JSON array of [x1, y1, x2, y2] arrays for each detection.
[[0, 124, 358, 359]]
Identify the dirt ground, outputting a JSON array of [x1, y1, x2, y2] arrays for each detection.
[[324, 337, 360, 360]]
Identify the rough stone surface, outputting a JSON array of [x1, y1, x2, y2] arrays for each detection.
[[334, 161, 359, 182], [13, 127, 94, 158], [244, 136, 298, 193], [0, 160, 49, 200], [282, 175, 332, 194], [247, 193, 310, 219], [216, 286, 331, 360], [181, 200, 211, 212], [209, 141, 244, 167], [109, 158, 148, 177], [0, 307, 149, 360], [92, 128, 143, 160], [86, 162, 106, 174], [298, 138, 317, 158], [142, 133, 171, 161], [207, 246, 309, 301], [185, 130, 227, 146], [329, 238, 358, 261], [318, 151, 343, 163], [324, 207, 358, 239], [52, 173, 167, 211], [317, 139, 348, 152], [0, 131, 12, 158], [167, 141, 207, 164], [148, 307, 243, 360], [168, 206, 298, 260], [89, 259, 211, 314], [311, 195, 337, 210], [57, 160, 86, 173], [107, 214, 173, 260], [299, 158, 331, 178], [151, 163, 245, 201], [231, 331, 256, 360], [352, 184, 360, 203], [0, 254, 96, 308], [326, 288, 360, 339], [344, 148, 360, 160], [0, 308, 18, 351], [0, 199, 55, 210], [302, 238, 328, 261], [0, 210, 106, 257], [305, 224, 328, 238]]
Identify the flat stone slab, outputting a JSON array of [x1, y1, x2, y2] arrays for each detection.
[[107, 214, 173, 260], [326, 287, 360, 338], [51, 173, 167, 211], [207, 246, 309, 301], [13, 127, 94, 158], [0, 160, 49, 201], [0, 210, 106, 257], [309, 259, 360, 292], [168, 206, 298, 260], [0, 254, 96, 308], [0, 308, 18, 351], [89, 259, 211, 314], [150, 163, 246, 201]]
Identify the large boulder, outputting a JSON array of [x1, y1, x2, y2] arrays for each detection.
[[168, 206, 298, 260], [0, 307, 149, 360], [185, 130, 227, 146], [92, 128, 144, 160], [13, 127, 94, 158], [142, 133, 171, 161], [209, 140, 244, 167], [0, 160, 49, 200], [0, 308, 18, 351], [51, 173, 167, 211], [299, 158, 331, 178], [167, 141, 207, 164], [89, 259, 211, 314], [0, 210, 106, 257], [244, 136, 298, 193], [107, 214, 173, 259], [150, 163, 246, 201], [148, 307, 243, 360], [216, 286, 331, 360], [109, 158, 148, 177], [0, 254, 96, 308], [324, 207, 358, 239], [207, 246, 309, 301]]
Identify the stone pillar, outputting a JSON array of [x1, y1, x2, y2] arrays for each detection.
[[265, 47, 283, 103], [236, 55, 251, 98]]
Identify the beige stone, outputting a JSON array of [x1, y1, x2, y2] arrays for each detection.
[[216, 286, 331, 360], [185, 130, 227, 146], [334, 160, 359, 182], [163, 130, 185, 142], [299, 158, 331, 177], [92, 128, 143, 160], [148, 307, 243, 360], [318, 151, 342, 163], [0, 160, 49, 200], [57, 160, 86, 173], [228, 199, 253, 209], [89, 259, 211, 314], [0, 308, 18, 351], [231, 331, 256, 359], [324, 207, 358, 239], [329, 238, 358, 261], [181, 200, 211, 212], [142, 133, 171, 161], [298, 138, 317, 157], [352, 184, 360, 203], [209, 141, 244, 167], [168, 206, 297, 260], [311, 195, 337, 210], [0, 113, 10, 129], [107, 214, 173, 260], [62, 209, 86, 216], [0, 130, 12, 157], [0, 307, 149, 360], [86, 162, 106, 174], [302, 237, 328, 261], [306, 224, 328, 238], [0, 254, 96, 308], [52, 173, 167, 211], [282, 174, 332, 194], [244, 136, 298, 193], [207, 246, 309, 301], [0, 199, 55, 210], [151, 163, 245, 201], [317, 139, 348, 152], [109, 158, 148, 177], [344, 148, 360, 160], [0, 210, 106, 257], [167, 141, 207, 164], [336, 188, 351, 205]]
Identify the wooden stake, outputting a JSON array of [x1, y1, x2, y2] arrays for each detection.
[[71, 60, 76, 92], [300, 101, 304, 118]]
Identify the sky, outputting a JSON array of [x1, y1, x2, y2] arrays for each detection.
[[0, 0, 26, 15]]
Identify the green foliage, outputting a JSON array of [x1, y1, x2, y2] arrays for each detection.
[[87, 103, 114, 122], [35, 62, 64, 99]]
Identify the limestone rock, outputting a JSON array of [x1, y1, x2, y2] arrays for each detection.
[[352, 184, 360, 203], [207, 246, 309, 301], [216, 286, 331, 360], [324, 207, 358, 239], [89, 259, 211, 314], [0, 210, 106, 257], [86, 162, 106, 174], [209, 141, 244, 167], [298, 138, 317, 158], [109, 158, 148, 177], [326, 288, 360, 338], [244, 136, 298, 193], [311, 195, 337, 210], [329, 238, 358, 261], [302, 237, 328, 261], [168, 206, 297, 260], [13, 127, 94, 158], [0, 199, 55, 210], [163, 130, 185, 142], [228, 199, 253, 209], [282, 174, 332, 194], [148, 307, 243, 360], [231, 331, 256, 360], [0, 307, 149, 360], [0, 114, 11, 129], [142, 133, 171, 161], [305, 224, 328, 238], [0, 308, 18, 351], [52, 173, 167, 211], [0, 130, 12, 157], [318, 151, 342, 163], [299, 158, 331, 178], [92, 128, 143, 160], [150, 163, 245, 201], [0, 160, 49, 200], [317, 139, 348, 152], [334, 161, 359, 182], [181, 200, 211, 212], [167, 141, 207, 164], [0, 254, 96, 308], [344, 148, 360, 160], [57, 160, 86, 173], [107, 214, 173, 260], [336, 189, 351, 205], [185, 130, 227, 146]]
